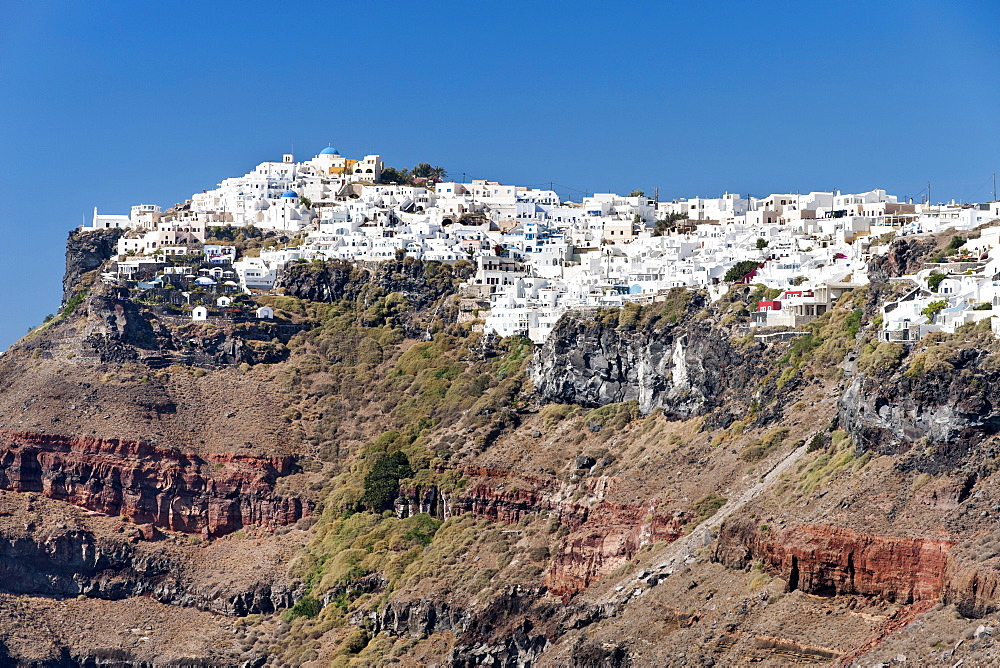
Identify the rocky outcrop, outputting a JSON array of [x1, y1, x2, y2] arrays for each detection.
[[276, 257, 470, 310], [399, 467, 688, 600], [367, 597, 469, 638], [866, 236, 940, 284], [546, 505, 686, 600], [839, 348, 1000, 467], [529, 301, 778, 418], [944, 562, 1000, 618], [63, 228, 124, 303], [0, 528, 298, 616], [714, 519, 953, 603], [362, 586, 557, 667], [79, 290, 296, 367], [0, 431, 311, 536]]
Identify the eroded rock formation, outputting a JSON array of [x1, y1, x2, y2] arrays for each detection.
[[529, 303, 777, 420], [839, 348, 1000, 465], [0, 431, 310, 536], [63, 228, 124, 303], [714, 519, 954, 603]]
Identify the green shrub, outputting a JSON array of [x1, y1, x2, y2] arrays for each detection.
[[724, 260, 761, 283], [926, 272, 946, 292], [921, 300, 947, 319], [62, 289, 89, 317], [339, 628, 370, 655], [806, 433, 826, 453], [286, 594, 321, 620], [857, 342, 904, 375], [740, 427, 790, 462], [691, 493, 727, 522], [362, 451, 413, 511]]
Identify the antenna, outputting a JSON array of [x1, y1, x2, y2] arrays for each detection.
[[994, 173, 997, 202], [927, 181, 931, 207]]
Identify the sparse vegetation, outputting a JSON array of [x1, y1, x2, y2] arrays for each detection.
[[691, 493, 727, 522]]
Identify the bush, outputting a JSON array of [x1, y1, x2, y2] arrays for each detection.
[[926, 272, 946, 292], [691, 493, 727, 522], [724, 260, 762, 283], [286, 594, 321, 620], [921, 300, 948, 319], [740, 427, 790, 462], [339, 628, 370, 655], [807, 433, 826, 453], [362, 451, 413, 511]]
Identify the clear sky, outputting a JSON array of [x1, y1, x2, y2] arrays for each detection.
[[1, 0, 998, 349]]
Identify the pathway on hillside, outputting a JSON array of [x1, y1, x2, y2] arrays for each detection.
[[605, 442, 809, 606]]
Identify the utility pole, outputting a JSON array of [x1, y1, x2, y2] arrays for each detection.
[[927, 181, 931, 207], [993, 173, 997, 202], [654, 186, 660, 206]]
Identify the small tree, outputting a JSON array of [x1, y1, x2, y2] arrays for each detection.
[[380, 167, 411, 185], [628, 189, 645, 198], [362, 451, 413, 511], [411, 163, 435, 179], [756, 238, 769, 249], [926, 272, 946, 292], [654, 211, 689, 235], [724, 260, 762, 283], [921, 299, 948, 320]]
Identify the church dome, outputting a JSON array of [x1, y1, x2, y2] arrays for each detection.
[[320, 147, 339, 155], [281, 190, 298, 198]]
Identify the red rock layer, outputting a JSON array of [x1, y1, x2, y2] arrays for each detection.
[[0, 431, 310, 537], [446, 468, 688, 600], [543, 503, 687, 600], [715, 519, 954, 603]]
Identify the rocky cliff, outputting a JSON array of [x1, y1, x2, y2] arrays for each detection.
[[63, 228, 124, 303], [0, 431, 310, 537], [275, 256, 471, 310], [714, 518, 953, 603], [12, 227, 1000, 666], [839, 337, 1000, 472], [0, 524, 299, 615], [529, 294, 780, 420]]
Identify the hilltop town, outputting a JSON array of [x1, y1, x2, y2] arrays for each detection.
[[2, 147, 999, 665], [84, 146, 1000, 344]]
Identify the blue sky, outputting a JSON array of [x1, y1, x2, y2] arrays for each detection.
[[1, 0, 998, 349]]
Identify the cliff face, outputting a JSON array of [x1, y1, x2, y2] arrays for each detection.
[[16, 227, 1000, 666], [839, 347, 1000, 469], [866, 236, 940, 284], [529, 302, 777, 419], [63, 228, 124, 303], [714, 519, 953, 604], [399, 466, 689, 600], [276, 257, 471, 310], [0, 431, 310, 537], [0, 527, 299, 616]]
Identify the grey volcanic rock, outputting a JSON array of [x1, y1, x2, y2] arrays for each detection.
[[63, 228, 124, 303], [0, 528, 299, 616], [276, 257, 471, 310], [839, 347, 1000, 472], [274, 259, 363, 303], [529, 300, 775, 420], [75, 287, 294, 367]]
